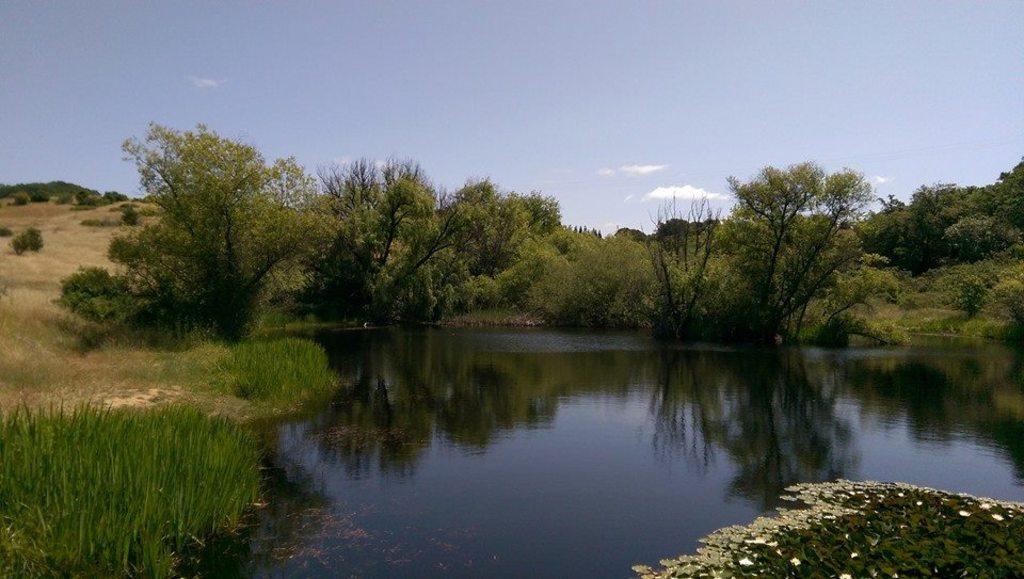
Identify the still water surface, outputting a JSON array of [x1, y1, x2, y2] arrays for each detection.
[[246, 328, 1024, 578]]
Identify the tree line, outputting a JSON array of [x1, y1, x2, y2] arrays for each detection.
[[57, 123, 1024, 344]]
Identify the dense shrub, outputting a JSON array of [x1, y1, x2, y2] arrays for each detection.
[[0, 406, 261, 578], [11, 191, 29, 205], [220, 338, 337, 401], [121, 203, 140, 225], [59, 267, 140, 324], [10, 227, 43, 254], [993, 268, 1024, 325], [947, 271, 989, 317], [28, 190, 50, 203], [0, 226, 11, 237], [55, 192, 74, 204], [530, 236, 656, 327]]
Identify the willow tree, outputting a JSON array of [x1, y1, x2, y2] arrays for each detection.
[[722, 162, 872, 343], [113, 123, 321, 339]]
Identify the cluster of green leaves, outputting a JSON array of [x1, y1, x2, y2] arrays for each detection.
[[77, 123, 324, 340], [527, 232, 656, 327], [636, 481, 1024, 578], [0, 226, 11, 237], [219, 337, 337, 402], [649, 163, 890, 344], [860, 159, 1024, 274], [305, 161, 561, 324], [59, 267, 140, 324], [10, 227, 42, 255], [0, 406, 261, 577]]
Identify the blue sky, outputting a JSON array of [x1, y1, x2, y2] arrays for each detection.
[[2, 1, 1022, 231]]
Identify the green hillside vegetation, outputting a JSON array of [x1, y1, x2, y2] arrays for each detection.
[[46, 123, 1022, 346], [0, 181, 127, 206]]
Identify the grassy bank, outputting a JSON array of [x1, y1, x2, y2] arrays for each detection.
[[220, 337, 337, 403], [0, 406, 261, 577], [0, 201, 342, 575], [636, 480, 1024, 578]]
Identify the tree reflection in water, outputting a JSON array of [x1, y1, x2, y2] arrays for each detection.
[[245, 329, 1024, 575]]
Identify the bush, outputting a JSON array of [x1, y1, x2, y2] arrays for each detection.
[[59, 267, 140, 324], [0, 406, 261, 577], [529, 235, 656, 327], [0, 226, 11, 237], [28, 190, 50, 203], [121, 203, 140, 226], [221, 338, 336, 402], [994, 268, 1024, 325], [10, 227, 43, 254], [11, 191, 29, 205], [949, 273, 989, 317], [55, 192, 74, 204]]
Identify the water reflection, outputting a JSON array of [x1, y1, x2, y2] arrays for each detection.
[[248, 328, 1024, 578]]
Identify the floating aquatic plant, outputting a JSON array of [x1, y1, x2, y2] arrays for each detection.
[[635, 480, 1024, 578]]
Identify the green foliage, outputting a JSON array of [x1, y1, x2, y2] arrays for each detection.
[[0, 226, 11, 237], [28, 190, 50, 203], [949, 272, 989, 317], [11, 191, 29, 206], [59, 267, 140, 324], [114, 123, 322, 339], [530, 234, 656, 327], [944, 215, 1020, 262], [220, 338, 336, 401], [54, 192, 74, 205], [861, 160, 1024, 274], [636, 480, 1024, 579], [120, 203, 140, 226], [0, 406, 260, 578], [10, 227, 43, 255], [720, 162, 873, 342], [0, 181, 100, 202], [993, 266, 1024, 325], [308, 159, 467, 322]]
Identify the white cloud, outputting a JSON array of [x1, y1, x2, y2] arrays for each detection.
[[620, 164, 668, 176], [187, 75, 225, 89], [623, 194, 635, 202], [871, 175, 890, 185], [642, 185, 727, 201], [596, 167, 616, 177]]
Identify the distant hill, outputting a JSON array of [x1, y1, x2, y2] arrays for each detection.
[[0, 181, 101, 200]]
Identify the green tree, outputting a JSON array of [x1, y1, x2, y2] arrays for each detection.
[[309, 159, 465, 322], [112, 123, 321, 339], [722, 162, 873, 342]]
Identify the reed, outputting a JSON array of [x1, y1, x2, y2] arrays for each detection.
[[0, 406, 261, 577], [221, 337, 337, 401]]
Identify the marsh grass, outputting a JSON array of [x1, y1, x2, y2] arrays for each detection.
[[0, 405, 261, 577], [221, 338, 337, 402]]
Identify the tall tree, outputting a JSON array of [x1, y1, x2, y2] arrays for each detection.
[[723, 162, 872, 342], [113, 123, 320, 339]]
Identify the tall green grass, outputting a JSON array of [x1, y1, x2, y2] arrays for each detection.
[[0, 406, 260, 577], [221, 337, 337, 401]]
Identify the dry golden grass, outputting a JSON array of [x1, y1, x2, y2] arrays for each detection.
[[0, 201, 255, 417]]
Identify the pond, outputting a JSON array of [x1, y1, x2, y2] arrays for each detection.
[[244, 328, 1024, 578]]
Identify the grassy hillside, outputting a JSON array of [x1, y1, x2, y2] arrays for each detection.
[[0, 199, 246, 415]]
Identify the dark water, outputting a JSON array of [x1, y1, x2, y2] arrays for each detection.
[[243, 328, 1024, 578]]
